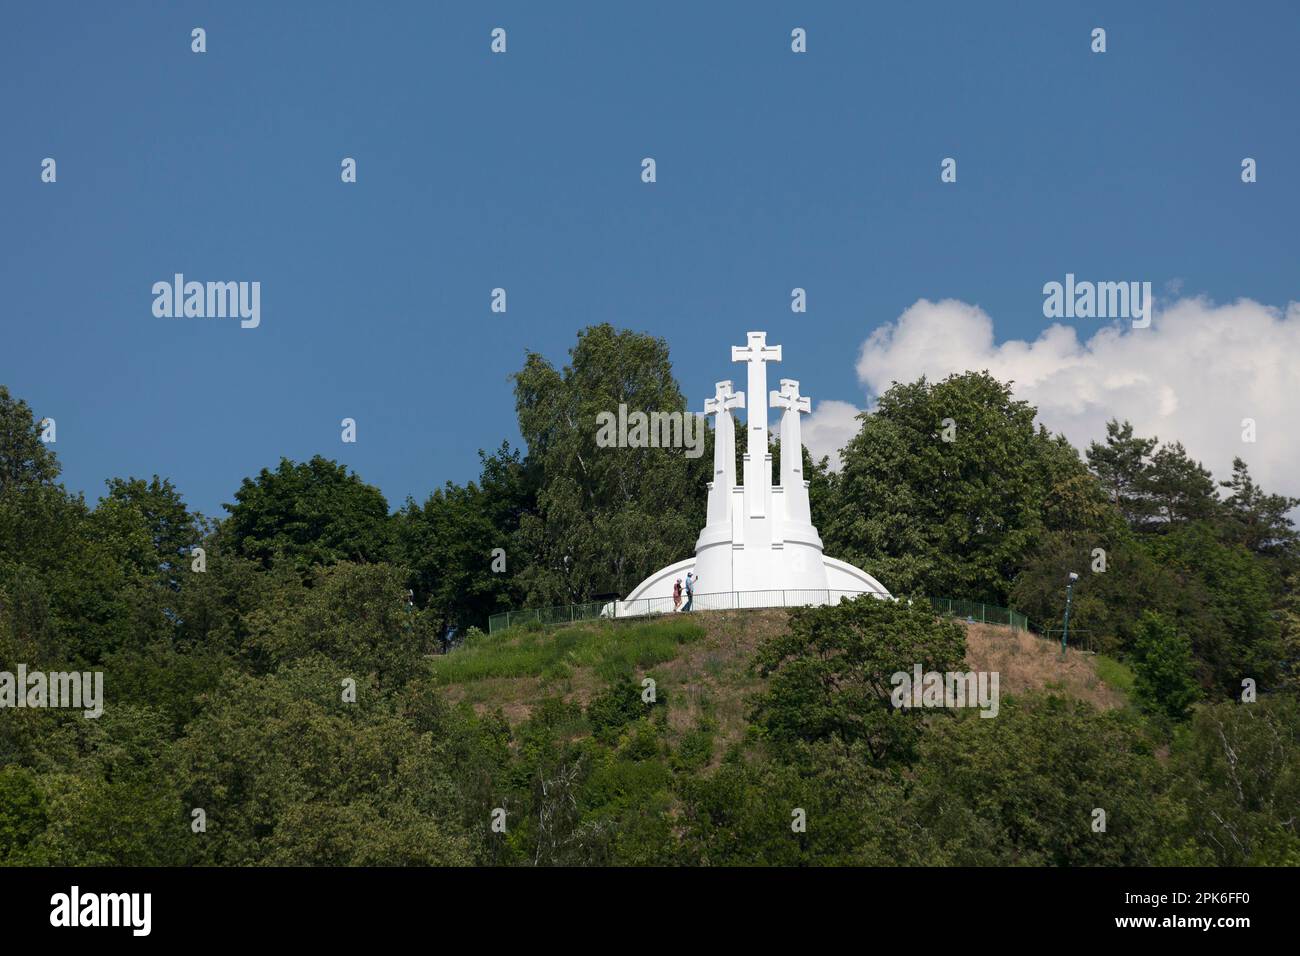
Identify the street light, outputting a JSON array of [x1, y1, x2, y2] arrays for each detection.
[[1061, 571, 1079, 658]]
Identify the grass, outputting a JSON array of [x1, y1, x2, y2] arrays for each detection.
[[1093, 653, 1136, 698], [961, 623, 1128, 711], [430, 609, 1130, 748], [431, 616, 706, 686]]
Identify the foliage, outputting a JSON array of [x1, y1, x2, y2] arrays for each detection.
[[3, 330, 1298, 868], [823, 372, 1113, 604], [396, 443, 532, 638], [1131, 611, 1200, 721], [1168, 696, 1300, 865], [750, 595, 966, 762], [223, 455, 394, 571], [510, 324, 709, 604], [903, 695, 1192, 865]]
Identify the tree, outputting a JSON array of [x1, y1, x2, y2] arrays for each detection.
[[96, 476, 200, 588], [1219, 457, 1300, 562], [172, 657, 474, 865], [750, 594, 966, 762], [1131, 611, 1200, 721], [1086, 420, 1158, 529], [0, 385, 59, 493], [245, 561, 432, 691], [511, 324, 709, 604], [1010, 530, 1182, 656], [0, 767, 47, 864], [397, 443, 532, 637], [1087, 421, 1220, 535], [824, 371, 1107, 603], [1169, 695, 1300, 865], [676, 745, 910, 865], [1146, 441, 1219, 528], [222, 456, 393, 571], [1146, 522, 1283, 696], [905, 694, 1192, 865]]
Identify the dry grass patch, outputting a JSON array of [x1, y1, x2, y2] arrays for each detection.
[[962, 622, 1126, 710]]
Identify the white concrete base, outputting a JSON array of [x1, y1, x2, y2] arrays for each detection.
[[601, 554, 892, 618]]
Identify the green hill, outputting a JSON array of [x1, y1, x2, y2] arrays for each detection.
[[432, 610, 1130, 754]]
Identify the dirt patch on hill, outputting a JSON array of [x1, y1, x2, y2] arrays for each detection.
[[962, 623, 1126, 711], [654, 608, 789, 753]]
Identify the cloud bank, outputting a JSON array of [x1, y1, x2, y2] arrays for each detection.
[[802, 296, 1300, 498]]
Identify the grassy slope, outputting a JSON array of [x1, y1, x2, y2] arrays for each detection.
[[431, 610, 1131, 754]]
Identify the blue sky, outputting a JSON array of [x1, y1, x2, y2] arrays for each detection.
[[3, 1, 1298, 517]]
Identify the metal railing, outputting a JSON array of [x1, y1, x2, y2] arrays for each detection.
[[928, 597, 1030, 632], [1041, 626, 1095, 653], [489, 591, 1029, 634]]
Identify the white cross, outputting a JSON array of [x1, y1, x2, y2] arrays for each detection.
[[731, 332, 782, 374], [770, 378, 810, 415], [731, 331, 782, 439], [704, 379, 745, 417]]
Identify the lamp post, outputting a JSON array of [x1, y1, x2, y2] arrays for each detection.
[[1061, 571, 1079, 658]]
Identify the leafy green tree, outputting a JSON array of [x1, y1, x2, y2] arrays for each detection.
[[511, 324, 709, 604], [1087, 420, 1220, 534], [677, 745, 912, 865], [750, 594, 966, 762], [29, 704, 194, 866], [0, 566, 59, 667], [1168, 695, 1300, 865], [1146, 441, 1220, 528], [223, 456, 394, 571], [1131, 611, 1200, 721], [0, 767, 47, 864], [96, 476, 200, 588], [245, 561, 432, 691], [1146, 522, 1282, 695], [173, 528, 279, 659], [102, 640, 232, 732], [586, 678, 653, 744], [0, 485, 163, 664], [0, 385, 59, 492], [1086, 419, 1159, 529], [825, 372, 1105, 602], [397, 443, 532, 637], [1218, 457, 1300, 562], [173, 657, 473, 865], [33, 775, 193, 866], [1010, 531, 1182, 655], [904, 694, 1196, 865]]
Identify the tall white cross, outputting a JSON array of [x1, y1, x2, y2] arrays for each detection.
[[732, 332, 781, 516], [770, 378, 811, 487], [703, 379, 745, 418], [731, 332, 782, 452], [704, 380, 745, 488], [770, 378, 811, 415]]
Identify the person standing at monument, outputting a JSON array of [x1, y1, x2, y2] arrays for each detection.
[[684, 572, 698, 611], [673, 578, 683, 611]]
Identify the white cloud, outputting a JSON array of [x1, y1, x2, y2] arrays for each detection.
[[800, 399, 862, 470], [803, 295, 1300, 499]]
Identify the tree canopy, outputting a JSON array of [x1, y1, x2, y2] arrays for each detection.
[[1, 325, 1296, 867]]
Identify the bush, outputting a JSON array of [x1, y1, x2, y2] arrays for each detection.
[[1131, 611, 1200, 721], [750, 595, 966, 763]]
